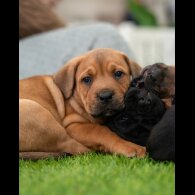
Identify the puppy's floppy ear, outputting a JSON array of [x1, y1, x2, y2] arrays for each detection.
[[128, 60, 142, 78], [53, 56, 84, 99], [121, 53, 142, 78]]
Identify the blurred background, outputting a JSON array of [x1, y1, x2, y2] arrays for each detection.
[[52, 0, 175, 66]]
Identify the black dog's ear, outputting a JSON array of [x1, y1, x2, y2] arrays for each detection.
[[130, 76, 144, 87], [130, 75, 146, 89], [130, 79, 137, 87]]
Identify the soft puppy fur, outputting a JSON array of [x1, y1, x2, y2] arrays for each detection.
[[19, 48, 146, 160], [106, 85, 165, 146], [146, 105, 175, 162]]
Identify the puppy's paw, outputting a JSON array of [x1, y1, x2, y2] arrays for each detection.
[[113, 140, 146, 158], [125, 145, 146, 158], [124, 149, 137, 158], [135, 146, 146, 158]]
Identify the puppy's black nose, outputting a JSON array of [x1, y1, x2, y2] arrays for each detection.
[[138, 96, 151, 105], [148, 73, 156, 82], [149, 74, 156, 82], [98, 91, 113, 102], [147, 67, 162, 82]]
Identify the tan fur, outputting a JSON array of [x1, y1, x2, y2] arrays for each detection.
[[19, 0, 64, 39], [19, 48, 145, 160]]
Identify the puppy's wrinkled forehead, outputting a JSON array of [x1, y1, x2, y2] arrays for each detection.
[[77, 49, 128, 74]]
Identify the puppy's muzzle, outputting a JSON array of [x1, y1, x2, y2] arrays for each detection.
[[142, 64, 163, 80], [97, 90, 114, 103], [91, 89, 123, 118], [147, 74, 156, 82], [138, 95, 151, 106]]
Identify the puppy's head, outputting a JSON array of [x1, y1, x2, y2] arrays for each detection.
[[115, 86, 165, 146], [53, 48, 141, 118], [124, 87, 165, 117], [137, 63, 175, 108], [142, 63, 175, 98]]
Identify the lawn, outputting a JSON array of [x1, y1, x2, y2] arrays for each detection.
[[19, 152, 175, 195]]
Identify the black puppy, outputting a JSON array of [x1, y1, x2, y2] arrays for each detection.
[[106, 62, 175, 162], [140, 63, 175, 162], [106, 84, 165, 146], [146, 105, 175, 162], [141, 63, 175, 108]]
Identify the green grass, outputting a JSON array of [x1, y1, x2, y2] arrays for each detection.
[[19, 153, 175, 195]]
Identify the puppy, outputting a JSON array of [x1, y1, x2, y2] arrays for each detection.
[[138, 63, 175, 161], [106, 86, 165, 146], [139, 63, 175, 108], [19, 48, 146, 160]]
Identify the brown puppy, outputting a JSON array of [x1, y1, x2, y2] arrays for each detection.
[[137, 63, 175, 108], [19, 48, 146, 160]]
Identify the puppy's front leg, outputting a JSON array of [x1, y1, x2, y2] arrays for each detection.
[[66, 123, 146, 157]]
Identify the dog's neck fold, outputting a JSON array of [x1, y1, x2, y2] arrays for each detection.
[[62, 96, 104, 128], [45, 77, 65, 119]]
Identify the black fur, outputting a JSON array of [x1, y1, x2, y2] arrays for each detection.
[[105, 86, 165, 146], [146, 105, 175, 162], [106, 62, 175, 162]]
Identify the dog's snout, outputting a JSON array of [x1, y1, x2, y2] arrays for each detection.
[[149, 74, 156, 82], [147, 67, 162, 82], [145, 71, 157, 84], [139, 96, 151, 105], [98, 90, 113, 102]]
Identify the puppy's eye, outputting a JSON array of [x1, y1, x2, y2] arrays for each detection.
[[138, 82, 144, 88], [82, 76, 92, 85], [114, 71, 123, 79]]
